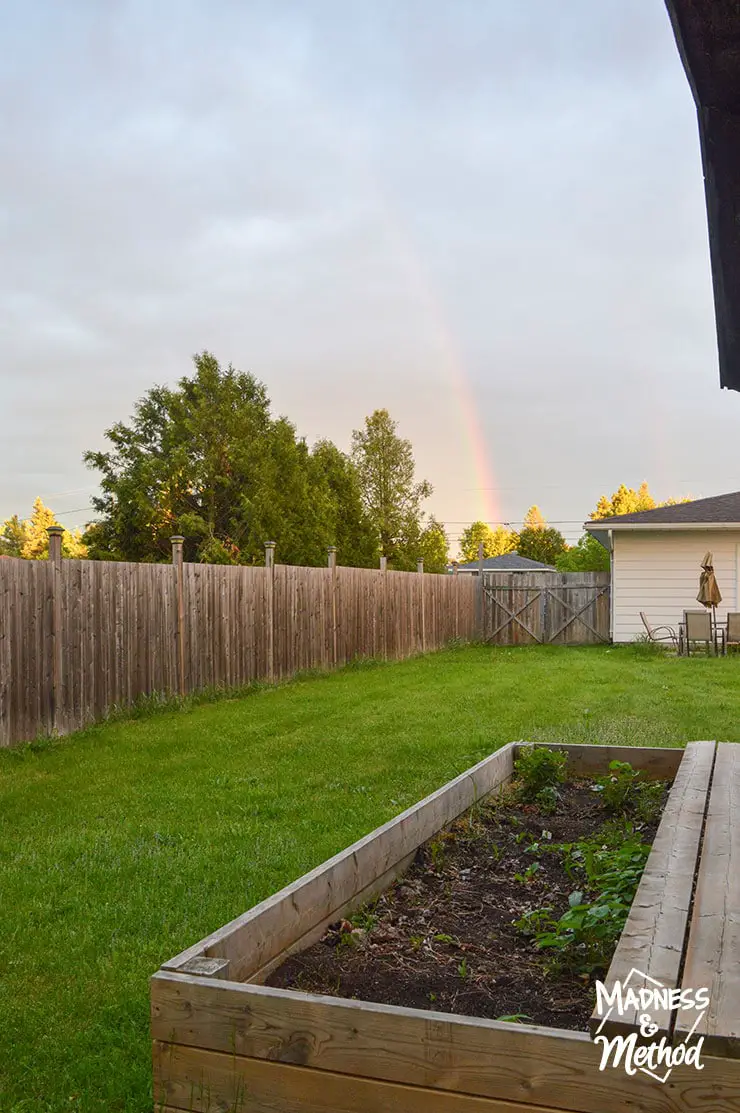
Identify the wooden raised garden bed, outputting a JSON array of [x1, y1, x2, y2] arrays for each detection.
[[151, 741, 740, 1112]]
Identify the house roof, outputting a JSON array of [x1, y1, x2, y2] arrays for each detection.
[[584, 490, 740, 530], [454, 552, 557, 572], [666, 1, 740, 392]]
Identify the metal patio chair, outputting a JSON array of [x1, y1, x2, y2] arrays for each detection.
[[639, 612, 678, 649], [726, 613, 740, 654], [681, 610, 714, 656]]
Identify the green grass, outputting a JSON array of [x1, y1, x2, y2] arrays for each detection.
[[2, 643, 739, 1112]]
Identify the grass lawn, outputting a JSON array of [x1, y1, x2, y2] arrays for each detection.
[[2, 643, 739, 1112]]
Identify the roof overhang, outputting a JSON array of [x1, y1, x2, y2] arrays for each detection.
[[585, 520, 740, 532], [665, 0, 740, 392]]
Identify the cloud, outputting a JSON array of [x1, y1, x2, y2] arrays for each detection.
[[1, 0, 734, 544]]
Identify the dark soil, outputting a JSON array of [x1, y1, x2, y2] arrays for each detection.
[[266, 779, 667, 1031]]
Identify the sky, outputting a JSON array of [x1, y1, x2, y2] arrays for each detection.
[[3, 0, 740, 554]]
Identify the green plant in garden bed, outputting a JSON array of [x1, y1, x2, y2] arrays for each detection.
[[513, 744, 568, 811], [594, 759, 665, 823], [517, 826, 651, 974]]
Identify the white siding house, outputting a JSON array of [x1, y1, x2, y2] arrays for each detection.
[[585, 492, 740, 644]]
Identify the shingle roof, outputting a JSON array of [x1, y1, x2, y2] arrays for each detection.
[[454, 552, 556, 572], [584, 490, 740, 528]]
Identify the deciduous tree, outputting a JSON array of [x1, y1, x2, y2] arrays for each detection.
[[0, 499, 88, 559], [555, 532, 609, 572], [516, 525, 567, 566], [589, 482, 690, 520], [351, 409, 433, 567], [522, 505, 546, 531], [458, 521, 518, 562]]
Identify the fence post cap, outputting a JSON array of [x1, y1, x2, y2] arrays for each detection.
[[47, 525, 64, 536], [327, 545, 338, 552], [264, 540, 277, 548], [169, 535, 185, 543]]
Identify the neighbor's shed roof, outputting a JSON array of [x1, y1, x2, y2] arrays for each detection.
[[584, 490, 740, 531], [455, 552, 557, 572]]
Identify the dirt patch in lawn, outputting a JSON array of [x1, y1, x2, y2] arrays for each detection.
[[267, 777, 668, 1031]]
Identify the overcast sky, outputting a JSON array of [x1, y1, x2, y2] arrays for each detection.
[[3, 0, 739, 552]]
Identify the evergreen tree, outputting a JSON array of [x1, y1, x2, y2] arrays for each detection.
[[83, 351, 367, 566], [310, 440, 378, 567]]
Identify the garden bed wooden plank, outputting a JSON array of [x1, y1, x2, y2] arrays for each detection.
[[529, 743, 682, 780], [152, 1037, 740, 1113], [590, 740, 715, 1040], [675, 742, 740, 1057], [163, 742, 516, 982], [150, 972, 740, 1113]]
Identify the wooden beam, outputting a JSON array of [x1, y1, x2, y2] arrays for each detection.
[[676, 742, 740, 1057], [152, 970, 740, 1113], [514, 742, 684, 780], [161, 742, 516, 981], [152, 1033, 740, 1113], [591, 740, 715, 1039]]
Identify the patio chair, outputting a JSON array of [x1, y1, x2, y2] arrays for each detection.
[[726, 613, 740, 654], [682, 610, 713, 656], [639, 612, 678, 649]]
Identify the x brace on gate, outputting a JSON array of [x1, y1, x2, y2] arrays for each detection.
[[486, 588, 543, 643], [547, 586, 609, 644]]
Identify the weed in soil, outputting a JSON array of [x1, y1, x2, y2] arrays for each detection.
[[267, 762, 670, 1032]]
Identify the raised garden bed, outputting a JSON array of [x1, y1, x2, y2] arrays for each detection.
[[151, 741, 740, 1113]]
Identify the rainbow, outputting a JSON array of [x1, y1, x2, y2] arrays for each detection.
[[371, 198, 500, 526]]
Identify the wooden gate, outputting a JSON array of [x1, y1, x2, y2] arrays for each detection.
[[479, 571, 610, 645]]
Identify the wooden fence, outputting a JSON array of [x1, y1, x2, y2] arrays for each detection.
[[479, 571, 610, 645], [0, 542, 478, 748]]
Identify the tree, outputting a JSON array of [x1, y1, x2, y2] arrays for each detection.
[[310, 440, 379, 567], [589, 482, 690, 521], [555, 532, 610, 572], [83, 351, 360, 566], [351, 409, 433, 567], [458, 521, 518, 562], [0, 515, 26, 557], [418, 517, 449, 573], [517, 525, 567, 566], [0, 499, 88, 559], [522, 505, 546, 531]]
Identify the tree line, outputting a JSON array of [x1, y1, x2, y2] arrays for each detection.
[[1, 353, 447, 571], [0, 353, 690, 573], [458, 482, 690, 572]]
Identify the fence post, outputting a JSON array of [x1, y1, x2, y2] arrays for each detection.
[[380, 555, 388, 659], [327, 546, 338, 668], [476, 541, 486, 639], [265, 541, 276, 682], [417, 558, 426, 652], [47, 526, 64, 734], [451, 559, 460, 641], [170, 536, 186, 698]]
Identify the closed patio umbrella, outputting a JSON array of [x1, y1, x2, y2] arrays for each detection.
[[697, 552, 722, 608], [697, 552, 722, 645]]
